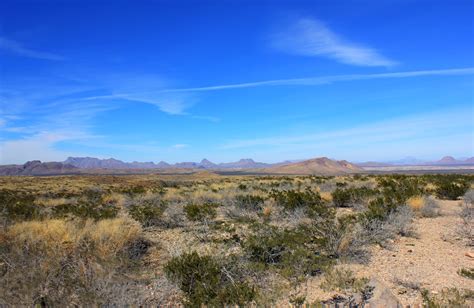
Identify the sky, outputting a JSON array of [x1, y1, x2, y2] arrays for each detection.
[[0, 0, 473, 164]]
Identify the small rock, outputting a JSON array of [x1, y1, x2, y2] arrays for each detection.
[[366, 278, 401, 308], [408, 249, 413, 253]]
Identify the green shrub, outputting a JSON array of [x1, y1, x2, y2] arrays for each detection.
[[332, 187, 378, 207], [458, 268, 474, 279], [51, 187, 118, 220], [244, 225, 332, 280], [436, 181, 470, 200], [128, 196, 167, 227], [362, 197, 397, 222], [234, 195, 264, 211], [422, 288, 474, 307], [164, 252, 256, 307], [332, 188, 352, 207], [184, 203, 218, 222], [238, 183, 247, 190], [377, 176, 423, 205], [270, 189, 332, 219], [0, 189, 41, 223]]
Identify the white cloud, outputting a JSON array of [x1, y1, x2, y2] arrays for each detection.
[[119, 94, 193, 115], [172, 144, 189, 149], [0, 132, 81, 164], [220, 107, 474, 158], [159, 67, 474, 93], [0, 37, 64, 61], [271, 18, 396, 66]]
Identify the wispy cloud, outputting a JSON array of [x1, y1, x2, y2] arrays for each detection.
[[0, 131, 94, 164], [220, 107, 474, 153], [172, 144, 189, 149], [0, 37, 64, 60], [271, 18, 396, 67], [157, 67, 474, 93]]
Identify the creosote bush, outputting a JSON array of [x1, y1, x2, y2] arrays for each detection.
[[243, 224, 333, 282], [331, 187, 377, 208], [128, 195, 167, 227], [184, 202, 218, 222], [234, 194, 264, 211], [52, 188, 118, 220], [270, 188, 324, 212], [435, 179, 470, 200], [164, 251, 256, 307], [0, 189, 40, 224], [422, 288, 474, 307], [458, 268, 474, 280]]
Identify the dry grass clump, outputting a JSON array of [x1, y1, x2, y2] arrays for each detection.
[[407, 195, 440, 218], [407, 196, 424, 211], [458, 189, 474, 246], [0, 217, 148, 305], [320, 191, 333, 202], [320, 267, 369, 294]]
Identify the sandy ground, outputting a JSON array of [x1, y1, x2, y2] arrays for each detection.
[[304, 200, 473, 306], [148, 200, 473, 306]]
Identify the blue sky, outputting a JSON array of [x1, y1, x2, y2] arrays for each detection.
[[1, 0, 473, 164]]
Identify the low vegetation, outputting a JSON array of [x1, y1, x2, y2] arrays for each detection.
[[0, 173, 472, 305]]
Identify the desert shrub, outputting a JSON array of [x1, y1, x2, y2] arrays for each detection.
[[384, 205, 415, 237], [270, 189, 334, 220], [243, 225, 332, 280], [377, 176, 423, 204], [320, 268, 369, 293], [0, 217, 148, 305], [51, 187, 118, 220], [164, 252, 256, 307], [332, 188, 351, 207], [128, 195, 167, 227], [435, 180, 470, 200], [310, 214, 358, 259], [238, 183, 247, 190], [0, 189, 41, 224], [356, 205, 414, 246], [184, 203, 218, 222], [52, 200, 118, 220], [331, 187, 377, 208], [422, 288, 474, 308], [407, 195, 440, 217], [363, 196, 398, 222], [420, 196, 440, 218], [271, 188, 323, 211], [234, 194, 264, 211], [458, 190, 474, 245], [458, 268, 474, 280]]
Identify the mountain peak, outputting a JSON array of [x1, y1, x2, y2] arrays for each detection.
[[439, 156, 456, 162], [199, 159, 217, 167]]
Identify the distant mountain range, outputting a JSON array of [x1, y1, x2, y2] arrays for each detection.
[[1, 155, 472, 176], [0, 156, 361, 176], [0, 160, 78, 176], [63, 156, 277, 170], [262, 157, 361, 175], [356, 156, 474, 167]]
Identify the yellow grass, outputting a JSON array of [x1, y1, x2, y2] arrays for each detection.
[[6, 217, 142, 258], [407, 196, 424, 211], [320, 191, 333, 202], [102, 193, 127, 207], [34, 197, 71, 207]]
